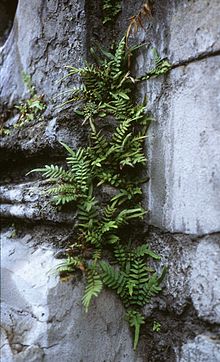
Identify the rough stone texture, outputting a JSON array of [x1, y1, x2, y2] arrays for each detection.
[[190, 235, 220, 324], [135, 0, 220, 235], [0, 181, 77, 223], [178, 334, 220, 362], [1, 0, 220, 361], [0, 116, 87, 163], [1, 229, 139, 362], [143, 230, 195, 316], [0, 0, 86, 107], [168, 0, 220, 64], [145, 57, 220, 235]]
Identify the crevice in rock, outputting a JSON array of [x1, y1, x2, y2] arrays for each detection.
[[0, 0, 18, 46], [149, 224, 220, 240], [171, 49, 220, 70], [139, 302, 220, 362]]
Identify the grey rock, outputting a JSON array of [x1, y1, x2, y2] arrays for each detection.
[[144, 56, 220, 235], [1, 0, 220, 361], [0, 230, 141, 362], [179, 334, 220, 362], [0, 181, 77, 223], [168, 0, 220, 64], [0, 116, 86, 161], [0, 0, 86, 108], [190, 236, 220, 324], [143, 231, 195, 316], [135, 0, 220, 69]]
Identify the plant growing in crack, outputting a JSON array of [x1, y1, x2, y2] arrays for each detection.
[[14, 72, 46, 128], [0, 72, 46, 137], [29, 7, 170, 350]]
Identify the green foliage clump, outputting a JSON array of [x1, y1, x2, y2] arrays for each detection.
[[30, 35, 170, 349], [14, 72, 45, 128], [102, 0, 122, 24], [0, 72, 46, 137]]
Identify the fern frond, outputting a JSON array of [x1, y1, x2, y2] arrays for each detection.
[[125, 310, 145, 350], [29, 165, 73, 180], [82, 269, 103, 312], [47, 184, 78, 205], [111, 187, 142, 206], [102, 0, 121, 24], [105, 234, 120, 245], [64, 146, 91, 192], [92, 249, 102, 263], [78, 196, 99, 230], [110, 37, 126, 79], [112, 119, 131, 146], [114, 243, 127, 267], [99, 261, 127, 298], [138, 48, 171, 82], [103, 205, 117, 221], [143, 273, 162, 302], [57, 256, 83, 273], [90, 128, 109, 166], [84, 230, 102, 246], [96, 170, 122, 187], [115, 207, 146, 227], [134, 245, 161, 260]]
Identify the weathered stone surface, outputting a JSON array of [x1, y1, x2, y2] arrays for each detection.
[[0, 0, 86, 108], [0, 116, 86, 159], [1, 0, 220, 361], [178, 334, 220, 362], [190, 235, 220, 324], [143, 231, 195, 316], [144, 56, 220, 235], [0, 181, 76, 223], [134, 0, 220, 236], [168, 0, 220, 64], [0, 229, 140, 362], [134, 0, 220, 67]]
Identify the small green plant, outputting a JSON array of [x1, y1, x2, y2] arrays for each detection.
[[14, 72, 45, 128], [102, 0, 122, 24], [0, 73, 46, 136], [0, 127, 11, 137], [9, 223, 17, 238], [30, 35, 170, 349], [152, 320, 161, 332], [14, 96, 45, 128]]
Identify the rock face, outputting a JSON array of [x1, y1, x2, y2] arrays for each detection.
[[1, 229, 137, 362], [0, 1, 220, 362]]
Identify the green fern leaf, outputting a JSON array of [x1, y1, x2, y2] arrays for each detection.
[[125, 310, 145, 350], [134, 245, 161, 260], [82, 269, 103, 312]]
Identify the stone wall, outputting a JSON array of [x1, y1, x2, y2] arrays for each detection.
[[0, 1, 220, 361]]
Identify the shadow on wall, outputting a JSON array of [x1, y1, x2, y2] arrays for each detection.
[[0, 0, 18, 46]]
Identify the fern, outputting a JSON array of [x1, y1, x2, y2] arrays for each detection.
[[98, 242, 164, 348], [134, 244, 161, 260], [114, 243, 127, 267], [82, 268, 103, 312], [99, 261, 127, 297], [78, 196, 99, 230], [47, 184, 78, 205], [102, 0, 121, 24], [30, 30, 170, 350], [57, 256, 84, 274], [28, 165, 72, 180], [125, 310, 145, 350], [138, 48, 171, 82]]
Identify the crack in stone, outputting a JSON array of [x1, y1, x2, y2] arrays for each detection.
[[171, 49, 220, 70]]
